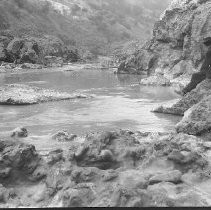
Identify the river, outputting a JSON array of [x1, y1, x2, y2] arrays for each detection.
[[0, 68, 181, 152]]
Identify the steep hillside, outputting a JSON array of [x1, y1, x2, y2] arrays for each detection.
[[118, 0, 211, 84], [0, 0, 170, 59]]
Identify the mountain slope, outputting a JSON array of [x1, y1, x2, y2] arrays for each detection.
[[0, 0, 170, 57]]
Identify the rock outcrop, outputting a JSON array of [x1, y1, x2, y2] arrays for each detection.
[[118, 0, 211, 90], [0, 84, 89, 105], [1, 130, 211, 207], [153, 78, 211, 137], [153, 79, 211, 116], [52, 131, 77, 142], [176, 95, 211, 135]]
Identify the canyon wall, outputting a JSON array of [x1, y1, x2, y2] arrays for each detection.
[[118, 0, 211, 81]]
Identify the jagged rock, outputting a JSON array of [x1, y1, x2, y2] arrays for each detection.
[[167, 149, 207, 170], [47, 149, 65, 165], [11, 127, 28, 138], [153, 79, 211, 116], [19, 40, 41, 64], [52, 131, 77, 142], [146, 182, 209, 207], [0, 84, 88, 105], [176, 95, 211, 135], [118, 170, 149, 190], [7, 38, 24, 60], [140, 75, 171, 86], [109, 187, 150, 207], [101, 169, 119, 182], [99, 150, 114, 162], [0, 139, 42, 181], [70, 167, 101, 183], [61, 185, 96, 207], [73, 131, 145, 170], [149, 170, 182, 185]]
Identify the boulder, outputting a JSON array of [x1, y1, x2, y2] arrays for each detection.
[[146, 182, 209, 207], [61, 186, 96, 207], [7, 38, 24, 59], [73, 131, 145, 170], [46, 149, 64, 165], [11, 127, 28, 138], [5, 38, 42, 64], [19, 40, 41, 64], [140, 75, 171, 86], [118, 170, 149, 190], [153, 79, 211, 116], [52, 131, 77, 142], [0, 139, 42, 181], [176, 95, 211, 135]]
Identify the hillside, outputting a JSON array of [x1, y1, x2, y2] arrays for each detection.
[[0, 0, 170, 62]]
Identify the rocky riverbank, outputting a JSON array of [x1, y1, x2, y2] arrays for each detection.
[[1, 60, 211, 207], [153, 79, 211, 136], [0, 69, 211, 207], [0, 75, 211, 207], [1, 127, 211, 207]]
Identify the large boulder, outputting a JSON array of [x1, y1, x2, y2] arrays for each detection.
[[0, 139, 43, 182], [19, 40, 41, 64], [72, 130, 146, 170], [6, 38, 24, 59], [6, 38, 42, 64], [140, 75, 171, 86], [52, 130, 77, 142], [176, 95, 211, 135]]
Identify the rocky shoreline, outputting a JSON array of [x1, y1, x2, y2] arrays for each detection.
[[0, 75, 211, 207], [1, 126, 211, 207]]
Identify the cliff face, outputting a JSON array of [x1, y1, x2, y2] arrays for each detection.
[[118, 0, 211, 80]]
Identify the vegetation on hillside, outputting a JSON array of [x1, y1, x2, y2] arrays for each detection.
[[0, 0, 170, 62]]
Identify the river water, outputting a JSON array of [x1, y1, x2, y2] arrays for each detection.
[[0, 68, 181, 151]]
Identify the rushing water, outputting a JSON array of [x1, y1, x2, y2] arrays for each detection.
[[0, 68, 182, 151]]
